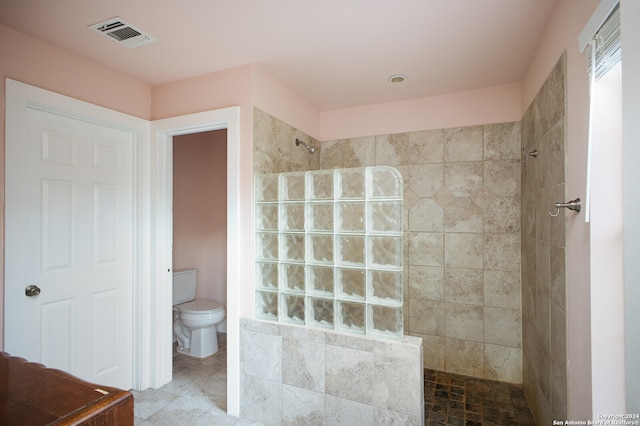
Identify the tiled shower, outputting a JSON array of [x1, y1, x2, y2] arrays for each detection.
[[249, 51, 566, 426]]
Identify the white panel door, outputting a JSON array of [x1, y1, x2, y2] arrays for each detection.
[[5, 102, 134, 389]]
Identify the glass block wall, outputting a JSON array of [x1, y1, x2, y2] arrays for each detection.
[[255, 166, 404, 338]]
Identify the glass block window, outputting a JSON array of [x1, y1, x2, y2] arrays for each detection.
[[255, 167, 403, 339]]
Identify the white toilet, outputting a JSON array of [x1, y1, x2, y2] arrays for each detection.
[[173, 269, 226, 358]]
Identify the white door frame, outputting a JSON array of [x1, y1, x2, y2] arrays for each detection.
[[149, 108, 242, 415]]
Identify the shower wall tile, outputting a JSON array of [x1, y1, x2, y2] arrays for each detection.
[[326, 395, 374, 425], [299, 118, 523, 385], [484, 343, 522, 383], [549, 119, 566, 185], [321, 136, 376, 169], [444, 162, 483, 197], [408, 299, 444, 336], [520, 53, 567, 425], [282, 385, 324, 426], [376, 133, 409, 165], [254, 108, 526, 387], [484, 270, 521, 310], [408, 265, 444, 301], [444, 337, 484, 377], [408, 232, 444, 267], [550, 244, 566, 308], [241, 330, 282, 382], [253, 108, 320, 174], [484, 197, 521, 234], [445, 233, 484, 269], [484, 233, 520, 272], [240, 319, 424, 425], [416, 333, 445, 371], [484, 122, 521, 161], [407, 164, 444, 198], [484, 306, 521, 347], [325, 344, 375, 404], [484, 160, 521, 197], [444, 302, 484, 341], [408, 198, 444, 232], [408, 129, 445, 164], [374, 407, 422, 426], [374, 354, 422, 416], [444, 268, 483, 305], [550, 301, 566, 370], [550, 357, 568, 421], [444, 198, 483, 233], [282, 337, 325, 392], [242, 374, 282, 425], [444, 125, 484, 162]]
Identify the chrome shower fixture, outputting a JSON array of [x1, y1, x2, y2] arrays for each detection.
[[295, 138, 316, 154]]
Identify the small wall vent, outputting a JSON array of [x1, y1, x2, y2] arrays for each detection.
[[89, 17, 156, 48]]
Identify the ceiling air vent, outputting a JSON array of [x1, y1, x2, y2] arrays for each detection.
[[89, 17, 156, 48]]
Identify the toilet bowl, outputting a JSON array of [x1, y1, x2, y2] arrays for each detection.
[[173, 269, 226, 358]]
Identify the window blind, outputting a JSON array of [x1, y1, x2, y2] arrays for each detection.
[[586, 3, 621, 80]]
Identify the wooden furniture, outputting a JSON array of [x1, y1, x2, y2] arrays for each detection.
[[0, 352, 133, 425]]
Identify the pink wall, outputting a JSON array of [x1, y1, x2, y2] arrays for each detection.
[[318, 83, 522, 140], [173, 130, 228, 305], [252, 64, 319, 139], [521, 0, 599, 419]]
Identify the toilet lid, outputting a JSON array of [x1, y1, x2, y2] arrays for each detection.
[[175, 300, 225, 314]]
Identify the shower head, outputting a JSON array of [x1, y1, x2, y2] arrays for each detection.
[[295, 138, 316, 154]]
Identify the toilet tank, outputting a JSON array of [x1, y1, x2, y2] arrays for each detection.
[[172, 269, 198, 305]]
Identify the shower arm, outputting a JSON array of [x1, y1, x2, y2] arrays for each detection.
[[295, 138, 316, 154]]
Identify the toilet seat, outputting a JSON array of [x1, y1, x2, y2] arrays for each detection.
[[175, 299, 225, 314]]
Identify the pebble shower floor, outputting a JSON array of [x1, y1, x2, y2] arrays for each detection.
[[424, 368, 536, 425], [255, 166, 404, 339]]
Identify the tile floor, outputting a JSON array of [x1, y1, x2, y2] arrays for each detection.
[[132, 334, 262, 425], [424, 368, 537, 426]]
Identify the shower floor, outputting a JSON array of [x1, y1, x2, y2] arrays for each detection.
[[424, 368, 536, 425]]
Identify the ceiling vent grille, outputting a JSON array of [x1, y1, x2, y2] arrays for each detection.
[[89, 17, 156, 48]]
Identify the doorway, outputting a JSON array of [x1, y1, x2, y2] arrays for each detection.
[[150, 107, 243, 416]]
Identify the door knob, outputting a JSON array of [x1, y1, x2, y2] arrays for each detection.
[[25, 285, 41, 297]]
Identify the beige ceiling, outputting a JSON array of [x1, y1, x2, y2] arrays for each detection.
[[0, 0, 559, 111]]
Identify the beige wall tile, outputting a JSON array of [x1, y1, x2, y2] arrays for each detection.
[[408, 129, 445, 164], [444, 268, 484, 305], [408, 299, 444, 336], [444, 126, 484, 162], [409, 198, 444, 232], [444, 302, 484, 341], [407, 164, 443, 198], [484, 233, 520, 272], [415, 333, 445, 371], [444, 198, 483, 233], [445, 337, 484, 377], [484, 160, 521, 197], [445, 233, 484, 269], [484, 344, 523, 383], [408, 266, 444, 301], [321, 137, 376, 169], [484, 306, 521, 347], [408, 232, 444, 267], [484, 197, 521, 234], [484, 270, 521, 310], [484, 122, 521, 161], [444, 162, 483, 197], [376, 133, 409, 166]]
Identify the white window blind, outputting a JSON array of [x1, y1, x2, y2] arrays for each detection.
[[586, 3, 621, 80], [581, 0, 622, 222]]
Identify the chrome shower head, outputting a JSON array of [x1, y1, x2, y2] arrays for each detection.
[[295, 138, 316, 154]]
